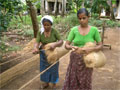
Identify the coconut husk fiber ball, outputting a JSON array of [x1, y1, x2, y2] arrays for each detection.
[[44, 41, 69, 64], [75, 42, 106, 68], [84, 42, 106, 68]]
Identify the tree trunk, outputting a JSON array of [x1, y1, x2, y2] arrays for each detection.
[[116, 0, 120, 19], [54, 0, 58, 15], [110, 0, 115, 20], [64, 0, 66, 14], [45, 1, 49, 13], [81, 0, 85, 8], [61, 0, 66, 16], [26, 0, 39, 38], [41, 0, 45, 16]]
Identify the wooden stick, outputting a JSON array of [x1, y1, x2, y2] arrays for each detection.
[[18, 60, 59, 90]]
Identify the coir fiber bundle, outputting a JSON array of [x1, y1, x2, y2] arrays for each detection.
[[84, 42, 106, 68], [44, 41, 69, 64]]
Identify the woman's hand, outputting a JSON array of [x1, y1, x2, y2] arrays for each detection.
[[71, 46, 78, 51], [33, 43, 40, 54], [65, 41, 73, 50], [74, 47, 85, 54], [82, 42, 103, 54], [49, 40, 63, 50], [50, 44, 56, 50], [82, 47, 94, 54], [32, 48, 39, 54]]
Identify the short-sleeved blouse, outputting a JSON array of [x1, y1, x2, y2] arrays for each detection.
[[36, 28, 61, 45], [67, 26, 101, 47]]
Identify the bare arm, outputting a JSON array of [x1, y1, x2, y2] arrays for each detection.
[[54, 40, 63, 47], [65, 41, 103, 54], [65, 40, 78, 50], [33, 42, 40, 54], [93, 42, 103, 51], [65, 41, 72, 50], [50, 40, 63, 50]]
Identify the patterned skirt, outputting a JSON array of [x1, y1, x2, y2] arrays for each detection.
[[62, 52, 93, 90], [40, 50, 59, 83]]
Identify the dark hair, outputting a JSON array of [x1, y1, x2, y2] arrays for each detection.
[[77, 8, 89, 17], [42, 18, 52, 25]]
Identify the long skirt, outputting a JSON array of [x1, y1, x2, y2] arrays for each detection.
[[40, 50, 59, 83], [62, 52, 93, 90]]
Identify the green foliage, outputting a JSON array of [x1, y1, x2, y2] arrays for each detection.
[[91, 0, 110, 14], [7, 46, 21, 52], [89, 18, 120, 28], [53, 16, 62, 24], [53, 14, 119, 37], [9, 15, 31, 29], [53, 14, 79, 39], [28, 0, 41, 9], [67, 0, 83, 13], [9, 15, 42, 29], [117, 22, 120, 27], [0, 41, 8, 53], [0, 0, 23, 31], [34, 1, 41, 9], [54, 14, 79, 30], [18, 29, 34, 37], [66, 0, 73, 10], [73, 0, 83, 10], [8, 15, 42, 38], [89, 18, 103, 27], [65, 14, 79, 26], [1, 35, 9, 42], [84, 0, 91, 8], [106, 20, 119, 27], [24, 29, 34, 37], [0, 39, 20, 54], [91, 13, 99, 19]]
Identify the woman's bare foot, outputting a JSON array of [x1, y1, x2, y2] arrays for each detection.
[[41, 82, 49, 89], [51, 83, 56, 89]]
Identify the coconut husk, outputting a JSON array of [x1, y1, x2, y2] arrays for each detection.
[[84, 50, 106, 68], [83, 42, 106, 68], [44, 41, 69, 64]]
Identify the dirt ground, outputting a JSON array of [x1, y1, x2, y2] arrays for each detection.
[[1, 27, 120, 90]]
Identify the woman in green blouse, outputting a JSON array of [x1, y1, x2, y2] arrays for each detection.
[[33, 15, 63, 89], [62, 8, 102, 90]]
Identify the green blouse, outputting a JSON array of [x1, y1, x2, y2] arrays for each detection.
[[36, 28, 61, 44], [67, 26, 101, 47]]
